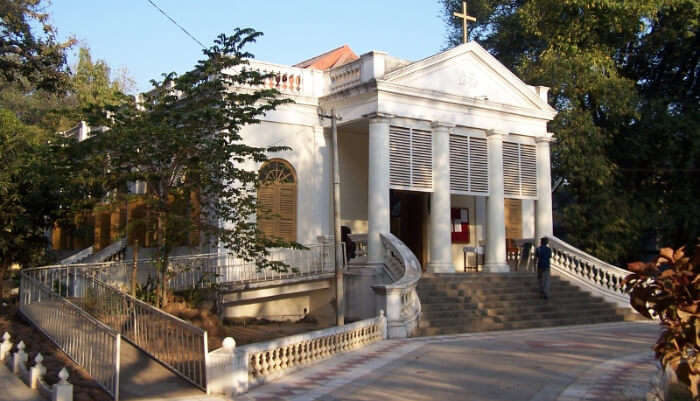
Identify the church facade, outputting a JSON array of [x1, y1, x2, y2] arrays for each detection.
[[238, 41, 557, 273]]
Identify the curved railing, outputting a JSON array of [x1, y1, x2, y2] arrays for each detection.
[[372, 233, 421, 338], [549, 237, 630, 308]]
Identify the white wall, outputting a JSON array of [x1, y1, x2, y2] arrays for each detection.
[[449, 195, 480, 271], [338, 129, 369, 234], [238, 115, 331, 245]]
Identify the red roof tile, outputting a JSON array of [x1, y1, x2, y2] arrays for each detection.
[[294, 45, 359, 70]]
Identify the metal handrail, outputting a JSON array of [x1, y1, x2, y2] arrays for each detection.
[[80, 273, 208, 391], [20, 269, 121, 399]]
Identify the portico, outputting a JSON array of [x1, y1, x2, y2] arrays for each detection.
[[322, 42, 557, 273]]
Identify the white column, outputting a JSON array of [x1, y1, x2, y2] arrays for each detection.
[[367, 114, 392, 264], [535, 133, 555, 244], [521, 199, 535, 240], [484, 130, 509, 272], [428, 122, 454, 273]]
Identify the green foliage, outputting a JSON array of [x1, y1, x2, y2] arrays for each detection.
[[135, 275, 159, 305], [625, 244, 700, 400], [87, 28, 294, 306], [441, 0, 699, 263], [0, 0, 74, 91]]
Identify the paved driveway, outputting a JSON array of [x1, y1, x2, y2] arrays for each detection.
[[239, 321, 660, 401]]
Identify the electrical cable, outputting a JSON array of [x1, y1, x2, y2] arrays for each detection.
[[145, 0, 206, 49]]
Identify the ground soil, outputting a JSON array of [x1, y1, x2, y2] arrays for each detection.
[[0, 296, 111, 401], [163, 300, 332, 349]]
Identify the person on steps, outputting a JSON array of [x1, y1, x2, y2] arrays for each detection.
[[535, 237, 552, 300]]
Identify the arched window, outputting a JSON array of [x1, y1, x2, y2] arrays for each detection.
[[257, 159, 297, 242]]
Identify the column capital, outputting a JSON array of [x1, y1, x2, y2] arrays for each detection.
[[364, 112, 394, 125], [486, 129, 508, 140], [430, 121, 455, 130], [536, 132, 556, 144]]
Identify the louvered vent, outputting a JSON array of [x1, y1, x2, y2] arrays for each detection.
[[449, 135, 489, 195], [503, 142, 537, 199], [389, 126, 433, 191]]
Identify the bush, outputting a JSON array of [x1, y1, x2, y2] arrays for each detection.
[[625, 243, 700, 400]]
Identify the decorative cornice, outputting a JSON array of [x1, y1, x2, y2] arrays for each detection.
[[376, 81, 557, 121], [536, 132, 556, 144], [430, 121, 455, 130], [364, 112, 394, 124]]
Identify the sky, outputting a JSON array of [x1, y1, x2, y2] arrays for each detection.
[[47, 1, 451, 93]]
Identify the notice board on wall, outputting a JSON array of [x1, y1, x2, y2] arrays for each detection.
[[451, 208, 470, 243]]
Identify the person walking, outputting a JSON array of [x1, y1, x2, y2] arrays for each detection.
[[535, 237, 552, 300]]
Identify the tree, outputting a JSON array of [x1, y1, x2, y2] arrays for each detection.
[[88, 28, 292, 306], [0, 0, 74, 91], [0, 109, 103, 296], [71, 47, 134, 120], [441, 0, 699, 263]]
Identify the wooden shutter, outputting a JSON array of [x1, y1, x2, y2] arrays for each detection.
[[449, 135, 489, 195], [389, 126, 433, 191], [503, 141, 537, 199], [278, 184, 297, 242], [257, 159, 297, 242]]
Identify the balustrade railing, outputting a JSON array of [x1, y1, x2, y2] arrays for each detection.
[[329, 59, 362, 92], [19, 269, 121, 399], [235, 60, 309, 96], [548, 237, 630, 308], [372, 233, 422, 338], [206, 313, 386, 395]]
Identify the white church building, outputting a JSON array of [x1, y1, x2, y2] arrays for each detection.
[[238, 40, 556, 274]]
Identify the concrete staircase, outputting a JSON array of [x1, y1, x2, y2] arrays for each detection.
[[415, 272, 640, 336]]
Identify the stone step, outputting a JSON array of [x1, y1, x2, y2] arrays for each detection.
[[412, 273, 637, 337], [418, 291, 601, 305], [420, 306, 620, 327], [420, 301, 615, 319], [415, 314, 624, 336]]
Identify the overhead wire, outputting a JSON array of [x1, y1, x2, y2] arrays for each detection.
[[145, 0, 207, 49]]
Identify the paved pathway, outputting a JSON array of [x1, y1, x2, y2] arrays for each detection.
[[239, 321, 660, 401], [1, 321, 661, 401], [0, 363, 44, 401]]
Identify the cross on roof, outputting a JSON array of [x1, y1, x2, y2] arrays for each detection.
[[453, 1, 476, 44]]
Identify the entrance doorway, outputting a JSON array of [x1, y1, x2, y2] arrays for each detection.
[[390, 190, 428, 269]]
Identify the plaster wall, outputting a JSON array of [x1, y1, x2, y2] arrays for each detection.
[[337, 129, 369, 234], [449, 195, 479, 271], [238, 116, 331, 244], [220, 280, 335, 325]]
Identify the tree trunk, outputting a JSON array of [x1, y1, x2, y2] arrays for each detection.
[[157, 212, 169, 307]]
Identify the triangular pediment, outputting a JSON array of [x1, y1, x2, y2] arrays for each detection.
[[383, 42, 555, 114]]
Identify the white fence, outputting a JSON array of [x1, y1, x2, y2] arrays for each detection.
[[207, 312, 387, 395]]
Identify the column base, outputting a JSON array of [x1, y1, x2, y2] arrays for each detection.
[[427, 262, 454, 274], [483, 263, 510, 273]]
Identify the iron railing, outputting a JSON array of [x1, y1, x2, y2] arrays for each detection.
[[20, 264, 209, 394], [162, 243, 340, 290], [20, 269, 121, 399], [79, 275, 208, 391]]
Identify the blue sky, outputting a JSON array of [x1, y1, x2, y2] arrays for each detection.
[[48, 1, 450, 93]]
